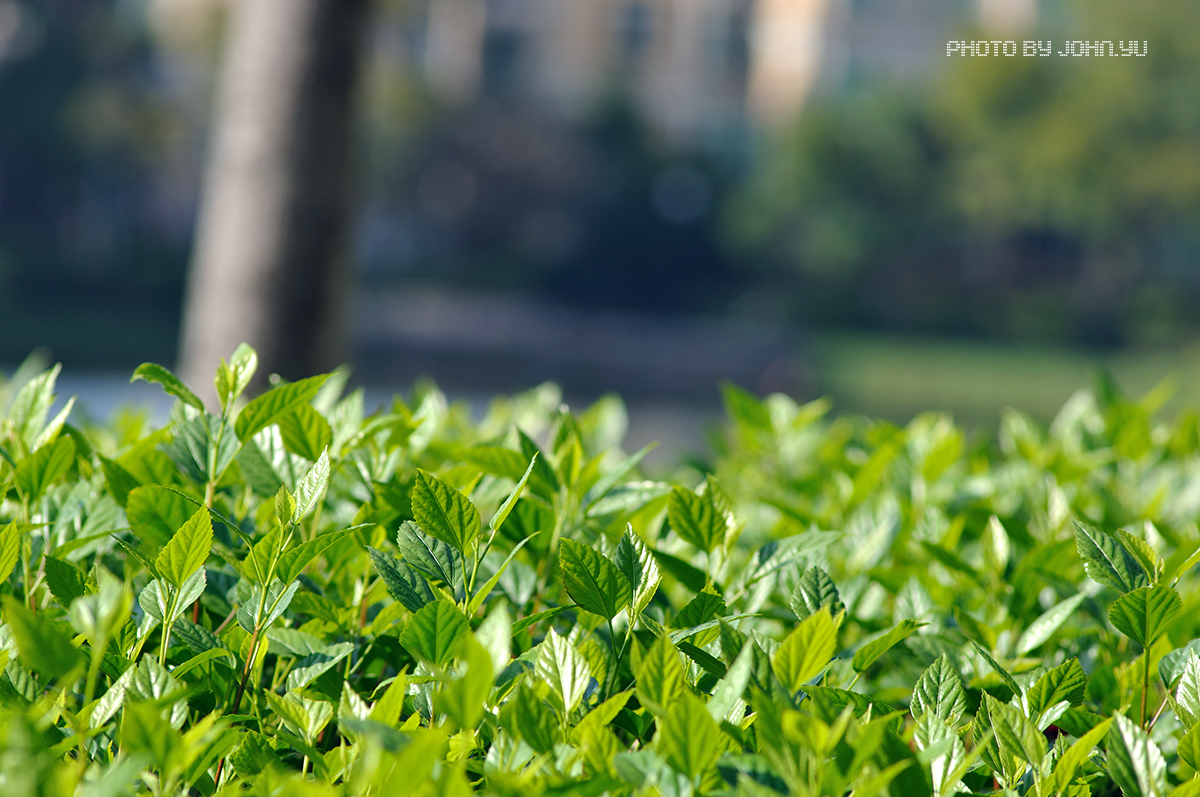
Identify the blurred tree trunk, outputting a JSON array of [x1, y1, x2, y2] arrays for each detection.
[[178, 0, 370, 400]]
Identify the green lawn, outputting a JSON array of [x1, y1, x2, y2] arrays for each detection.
[[813, 333, 1200, 427]]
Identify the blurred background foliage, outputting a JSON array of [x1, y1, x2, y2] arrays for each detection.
[[1, 0, 1198, 427]]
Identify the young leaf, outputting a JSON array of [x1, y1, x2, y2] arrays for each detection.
[[0, 520, 21, 584], [154, 506, 213, 589], [668, 485, 725, 554], [131, 363, 205, 412], [437, 635, 494, 729], [559, 538, 631, 621], [467, 535, 537, 615], [1026, 658, 1087, 719], [395, 520, 461, 591], [275, 529, 348, 585], [582, 442, 656, 509], [852, 619, 925, 673], [214, 343, 258, 412], [234, 373, 331, 442], [401, 600, 468, 667], [1107, 712, 1167, 797], [292, 448, 330, 524], [286, 642, 354, 691], [13, 436, 75, 503], [536, 630, 591, 715], [2, 595, 83, 680], [1180, 724, 1200, 770], [412, 469, 482, 553], [125, 485, 196, 549], [1176, 651, 1200, 728], [1108, 585, 1182, 647], [671, 586, 726, 631], [1015, 593, 1087, 655], [911, 654, 967, 726], [657, 691, 723, 779], [984, 693, 1046, 767], [969, 640, 1022, 697], [368, 547, 434, 612], [790, 566, 844, 621], [637, 635, 685, 716], [278, 404, 333, 462], [42, 555, 87, 608], [615, 525, 660, 617], [772, 607, 837, 693], [1075, 521, 1149, 594]]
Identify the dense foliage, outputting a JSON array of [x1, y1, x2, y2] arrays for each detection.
[[4, 347, 1200, 796]]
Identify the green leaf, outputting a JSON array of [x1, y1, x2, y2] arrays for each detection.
[[467, 535, 537, 615], [276, 530, 348, 585], [1026, 658, 1087, 719], [667, 485, 726, 554], [708, 642, 754, 721], [1175, 651, 1200, 728], [1053, 717, 1111, 794], [437, 635, 493, 729], [274, 486, 296, 530], [2, 595, 83, 680], [502, 682, 560, 754], [852, 619, 925, 673], [285, 642, 354, 691], [911, 654, 967, 726], [234, 373, 330, 442], [368, 547, 434, 612], [121, 701, 178, 768], [490, 453, 538, 534], [154, 506, 213, 589], [401, 600, 468, 667], [42, 555, 87, 609], [517, 429, 560, 501], [1107, 712, 1166, 797], [9, 363, 60, 450], [637, 634, 685, 716], [771, 606, 837, 693], [1179, 723, 1200, 770], [536, 630, 591, 714], [582, 442, 656, 509], [790, 566, 845, 621], [658, 691, 722, 779], [969, 639, 1022, 697], [0, 520, 21, 584], [615, 525, 660, 617], [512, 605, 572, 636], [126, 485, 196, 549], [292, 449, 330, 523], [559, 538, 631, 621], [230, 731, 281, 779], [1109, 585, 1182, 647], [171, 648, 236, 679], [1075, 521, 1149, 593], [984, 693, 1047, 767], [141, 569, 206, 626], [214, 343, 258, 412], [395, 521, 462, 592], [278, 403, 333, 462], [131, 362, 205, 412], [671, 585, 727, 631], [651, 546, 708, 593], [1160, 640, 1200, 687], [411, 469, 482, 553], [1015, 593, 1087, 655], [13, 436, 75, 503]]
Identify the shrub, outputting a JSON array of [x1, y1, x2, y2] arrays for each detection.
[[1, 346, 1199, 795]]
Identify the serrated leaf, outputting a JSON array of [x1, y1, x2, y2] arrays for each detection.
[[292, 449, 330, 523], [230, 731, 281, 779], [9, 364, 60, 449], [637, 635, 685, 716], [911, 654, 967, 726], [154, 506, 213, 589], [559, 538, 631, 621], [438, 635, 493, 729], [969, 639, 1022, 696], [772, 606, 837, 693], [1107, 712, 1166, 797], [131, 362, 205, 412], [1179, 723, 1200, 770], [395, 521, 461, 592], [1053, 717, 1111, 793], [42, 555, 87, 609], [368, 547, 434, 612], [1176, 651, 1200, 728], [852, 619, 925, 673], [790, 566, 844, 621], [536, 630, 590, 715], [1160, 640, 1200, 687], [668, 485, 726, 554], [1075, 521, 1149, 593], [125, 485, 196, 549], [401, 600, 468, 667], [1109, 585, 1182, 647], [2, 595, 83, 680], [1016, 592, 1086, 655], [13, 436, 75, 503], [615, 525, 660, 617], [671, 586, 727, 631], [517, 429, 560, 501], [1027, 658, 1087, 719], [709, 642, 754, 721], [985, 693, 1046, 767], [234, 373, 330, 442], [278, 403, 333, 462], [411, 469, 481, 553], [0, 521, 20, 584], [275, 530, 348, 585], [658, 691, 722, 779], [286, 642, 354, 691], [215, 343, 258, 412]]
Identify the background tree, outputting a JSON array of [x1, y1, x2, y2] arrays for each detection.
[[178, 0, 370, 399]]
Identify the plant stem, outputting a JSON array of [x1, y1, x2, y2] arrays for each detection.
[[1142, 646, 1151, 727]]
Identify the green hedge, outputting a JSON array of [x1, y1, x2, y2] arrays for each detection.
[[1, 346, 1200, 796]]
